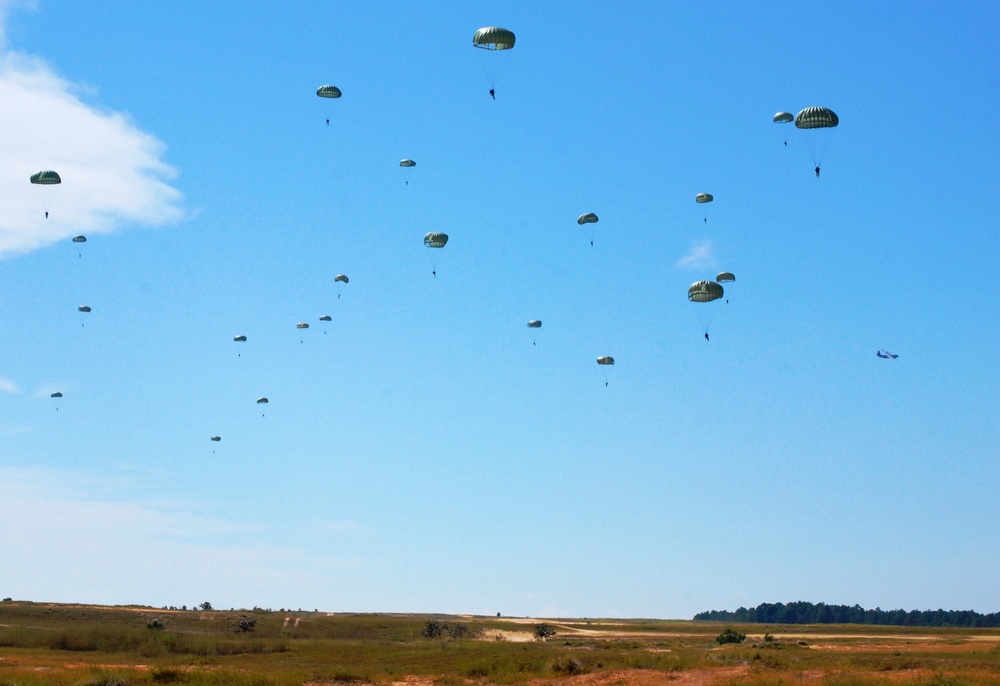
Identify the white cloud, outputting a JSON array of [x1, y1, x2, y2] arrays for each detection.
[[0, 375, 19, 394], [0, 23, 183, 258], [674, 239, 715, 270]]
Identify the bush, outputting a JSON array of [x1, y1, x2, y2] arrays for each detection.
[[716, 627, 746, 645], [534, 623, 557, 640], [147, 621, 164, 630]]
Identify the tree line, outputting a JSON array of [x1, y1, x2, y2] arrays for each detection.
[[693, 602, 1000, 628]]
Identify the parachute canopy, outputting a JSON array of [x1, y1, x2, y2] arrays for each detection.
[[50, 392, 63, 398], [30, 170, 61, 185], [256, 397, 269, 404], [72, 235, 87, 243], [473, 26, 516, 50], [400, 159, 416, 168], [78, 305, 91, 313], [596, 356, 615, 366], [577, 212, 598, 225], [795, 106, 839, 129], [424, 232, 448, 248], [316, 85, 342, 98], [334, 274, 349, 283], [773, 111, 794, 123], [527, 320, 542, 328], [695, 193, 714, 204], [688, 280, 724, 303], [319, 315, 332, 322], [296, 322, 309, 329], [210, 436, 221, 442], [716, 271, 735, 283], [234, 335, 247, 342]]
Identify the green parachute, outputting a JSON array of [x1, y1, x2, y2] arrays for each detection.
[[473, 27, 516, 50], [795, 106, 839, 129], [688, 280, 724, 303], [316, 85, 342, 98]]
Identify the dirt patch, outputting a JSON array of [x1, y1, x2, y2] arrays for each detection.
[[526, 666, 752, 686]]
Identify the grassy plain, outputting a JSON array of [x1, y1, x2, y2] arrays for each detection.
[[1, 601, 999, 685]]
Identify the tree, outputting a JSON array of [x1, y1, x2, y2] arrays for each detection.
[[199, 601, 213, 611], [533, 623, 557, 640]]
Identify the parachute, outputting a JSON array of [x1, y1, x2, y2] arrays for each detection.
[[50, 391, 63, 398], [773, 111, 794, 123], [31, 170, 61, 217], [334, 274, 349, 283], [473, 26, 516, 50], [296, 322, 309, 329], [234, 335, 247, 342], [527, 320, 542, 328], [78, 305, 92, 313], [473, 27, 515, 94], [716, 272, 735, 283], [577, 212, 598, 225], [695, 193, 714, 204], [795, 107, 838, 172], [72, 235, 87, 243], [30, 170, 61, 185], [795, 107, 839, 129], [596, 356, 615, 365], [316, 85, 342, 98], [256, 397, 269, 404], [399, 159, 416, 168], [319, 315, 332, 322], [688, 280, 724, 302], [424, 232, 448, 248], [210, 436, 222, 442]]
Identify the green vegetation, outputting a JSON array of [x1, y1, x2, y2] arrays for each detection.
[[716, 626, 746, 644], [695, 601, 1000, 627], [0, 601, 999, 685]]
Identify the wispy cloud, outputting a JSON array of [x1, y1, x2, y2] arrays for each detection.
[[0, 375, 19, 394], [675, 239, 715, 270], [0, 11, 183, 258], [0, 467, 362, 607]]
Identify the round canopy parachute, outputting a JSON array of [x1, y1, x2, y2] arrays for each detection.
[[400, 159, 416, 168], [577, 212, 598, 225], [596, 356, 615, 366], [716, 272, 735, 283], [256, 397, 269, 404], [296, 322, 309, 329], [688, 280, 724, 303], [773, 111, 794, 123], [210, 436, 221, 442], [30, 170, 61, 185], [319, 315, 332, 321], [795, 106, 839, 129], [78, 305, 91, 313], [473, 27, 516, 50], [234, 335, 247, 342], [334, 274, 349, 283], [527, 320, 542, 328], [695, 193, 714, 204], [72, 235, 87, 243], [424, 232, 448, 248], [50, 392, 63, 398], [316, 85, 342, 98]]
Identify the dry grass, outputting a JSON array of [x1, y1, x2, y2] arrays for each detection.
[[1, 602, 999, 685]]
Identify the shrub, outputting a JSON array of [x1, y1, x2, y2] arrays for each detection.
[[533, 623, 557, 640], [716, 627, 746, 645]]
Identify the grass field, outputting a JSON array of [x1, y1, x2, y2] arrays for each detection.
[[1, 601, 999, 685]]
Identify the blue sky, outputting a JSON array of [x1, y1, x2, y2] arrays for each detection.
[[1, 1, 998, 618]]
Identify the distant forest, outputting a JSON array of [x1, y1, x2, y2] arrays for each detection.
[[693, 602, 1000, 628]]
